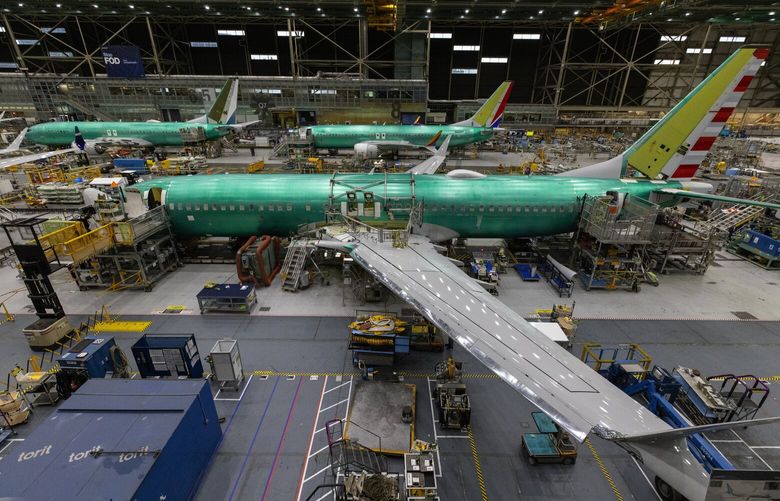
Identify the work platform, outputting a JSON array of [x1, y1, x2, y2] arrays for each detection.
[[346, 380, 415, 455]]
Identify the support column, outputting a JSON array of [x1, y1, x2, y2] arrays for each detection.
[[553, 22, 572, 115], [146, 17, 163, 76], [618, 23, 642, 110], [75, 17, 95, 79], [2, 15, 28, 72], [287, 18, 298, 79], [358, 17, 368, 78]]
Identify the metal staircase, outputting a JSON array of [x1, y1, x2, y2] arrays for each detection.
[[280, 238, 309, 292], [703, 194, 776, 233], [325, 419, 387, 477]]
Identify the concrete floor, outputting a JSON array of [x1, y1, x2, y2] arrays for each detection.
[[1, 244, 777, 321], [1, 314, 779, 500]]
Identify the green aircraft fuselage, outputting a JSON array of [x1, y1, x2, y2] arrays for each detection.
[[308, 124, 492, 149], [26, 121, 230, 146], [135, 174, 681, 238]]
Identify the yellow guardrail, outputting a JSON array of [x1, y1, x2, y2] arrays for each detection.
[[33, 221, 86, 262], [62, 224, 115, 265]]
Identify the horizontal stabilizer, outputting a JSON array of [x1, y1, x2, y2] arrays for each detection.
[[616, 416, 780, 443], [657, 188, 780, 210]]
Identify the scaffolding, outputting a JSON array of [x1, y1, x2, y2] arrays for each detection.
[[573, 195, 657, 291], [644, 211, 725, 275], [63, 207, 180, 291]]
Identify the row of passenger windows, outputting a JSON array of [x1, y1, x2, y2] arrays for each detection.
[[170, 202, 308, 212], [428, 203, 577, 213], [169, 202, 577, 214]]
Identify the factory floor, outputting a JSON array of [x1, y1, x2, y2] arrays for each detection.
[[1, 314, 780, 500], [0, 246, 778, 500]]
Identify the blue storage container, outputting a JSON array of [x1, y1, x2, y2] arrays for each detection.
[[132, 334, 204, 378], [114, 158, 148, 172], [56, 335, 117, 378], [745, 230, 780, 257], [0, 379, 221, 500]]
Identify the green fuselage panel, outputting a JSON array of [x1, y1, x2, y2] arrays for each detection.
[[309, 125, 492, 148], [148, 174, 680, 238], [26, 121, 228, 146]]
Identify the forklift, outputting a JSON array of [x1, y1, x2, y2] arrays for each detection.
[[433, 357, 471, 430], [521, 411, 578, 465]]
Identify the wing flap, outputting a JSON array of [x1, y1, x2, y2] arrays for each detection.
[[657, 188, 780, 210], [345, 232, 671, 442]]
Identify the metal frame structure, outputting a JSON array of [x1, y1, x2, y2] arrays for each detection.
[[0, 11, 778, 123]]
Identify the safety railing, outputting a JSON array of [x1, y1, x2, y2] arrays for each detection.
[[62, 224, 114, 265]]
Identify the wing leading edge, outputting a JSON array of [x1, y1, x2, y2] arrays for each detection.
[[340, 231, 671, 442]]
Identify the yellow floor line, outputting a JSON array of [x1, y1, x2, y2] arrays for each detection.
[[468, 426, 489, 501], [585, 437, 624, 501], [92, 320, 152, 333]]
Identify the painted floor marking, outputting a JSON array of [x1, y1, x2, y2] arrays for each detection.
[[467, 426, 488, 501], [295, 376, 327, 501], [214, 375, 253, 401], [297, 376, 353, 501], [319, 398, 349, 414], [585, 437, 624, 501], [323, 380, 350, 394], [730, 429, 773, 470]]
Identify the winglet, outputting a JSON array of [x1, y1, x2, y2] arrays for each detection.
[[452, 81, 514, 128], [409, 134, 451, 175]]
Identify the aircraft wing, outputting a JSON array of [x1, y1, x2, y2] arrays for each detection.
[[331, 230, 671, 442], [657, 188, 780, 210], [86, 137, 154, 148], [0, 148, 75, 171], [358, 140, 419, 150]]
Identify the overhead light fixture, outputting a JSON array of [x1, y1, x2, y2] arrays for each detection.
[[501, 9, 507, 14], [573, 10, 580, 15], [56, 2, 62, 6], [317, 7, 321, 11], [735, 17, 740, 20], [285, 6, 289, 11], [204, 4, 210, 9], [460, 14, 464, 18], [465, 8, 469, 13], [667, 18, 673, 21], [770, 11, 776, 15], [92, 3, 98, 7], [18, 2, 23, 6], [685, 12, 691, 16], [353, 7, 358, 12], [529, 16, 534, 20], [426, 8, 431, 13], [538, 9, 543, 14], [128, 4, 134, 8]]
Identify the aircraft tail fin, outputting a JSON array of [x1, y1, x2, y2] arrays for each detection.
[[189, 78, 239, 124], [1, 127, 27, 153], [558, 47, 768, 181], [74, 126, 86, 151], [452, 81, 514, 128], [624, 46, 767, 181]]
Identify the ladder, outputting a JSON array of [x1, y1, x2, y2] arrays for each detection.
[[280, 239, 309, 292], [325, 419, 387, 477], [271, 136, 289, 158], [704, 194, 775, 233]]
